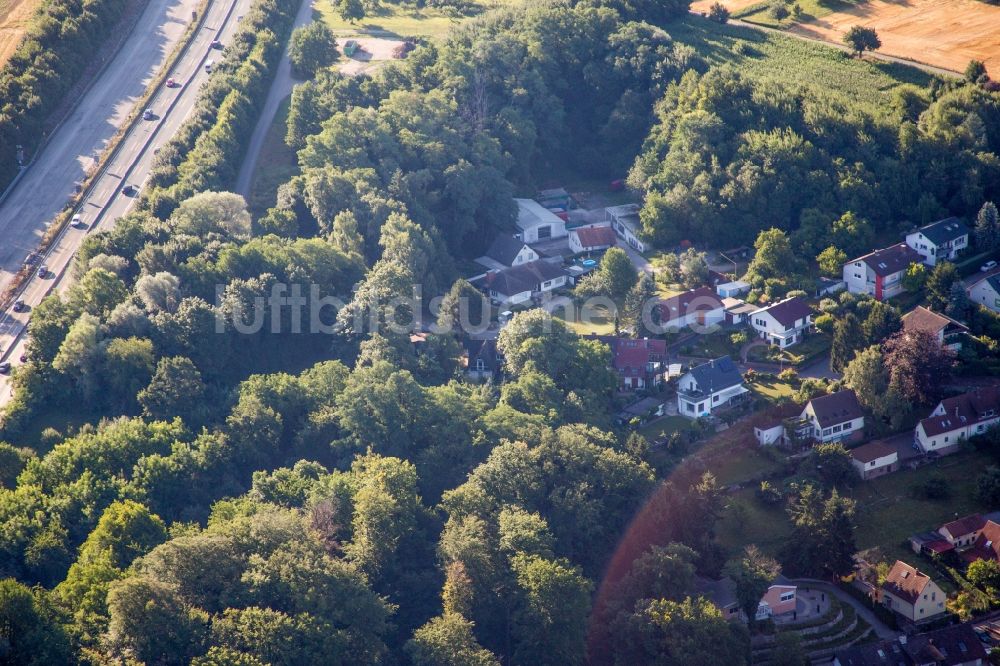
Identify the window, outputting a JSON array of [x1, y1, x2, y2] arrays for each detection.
[[779, 592, 794, 602], [686, 402, 694, 413], [542, 280, 551, 288], [713, 394, 720, 403], [869, 461, 876, 467], [537, 225, 552, 239], [832, 425, 842, 433], [823, 428, 832, 436]]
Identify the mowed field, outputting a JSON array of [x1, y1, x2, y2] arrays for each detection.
[[0, 0, 41, 67], [694, 0, 1000, 76]]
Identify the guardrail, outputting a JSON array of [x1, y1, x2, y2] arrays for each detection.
[[0, 0, 224, 359]]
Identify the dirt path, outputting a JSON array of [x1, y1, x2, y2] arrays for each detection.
[[0, 0, 42, 67]]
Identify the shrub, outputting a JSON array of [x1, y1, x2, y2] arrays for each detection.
[[770, 2, 790, 19], [708, 1, 730, 22]]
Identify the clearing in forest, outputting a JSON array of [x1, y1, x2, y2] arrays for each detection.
[[693, 0, 1000, 77], [0, 0, 42, 68]]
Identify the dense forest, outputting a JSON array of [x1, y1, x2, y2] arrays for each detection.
[[3, 0, 1000, 663]]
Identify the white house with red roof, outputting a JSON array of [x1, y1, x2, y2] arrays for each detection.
[[658, 287, 725, 332], [568, 225, 616, 255], [749, 297, 814, 348], [880, 560, 946, 623], [915, 388, 1000, 456], [850, 440, 898, 480], [843, 243, 922, 301]]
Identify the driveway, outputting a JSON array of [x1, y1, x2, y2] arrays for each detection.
[[799, 355, 841, 380], [786, 578, 899, 640], [617, 240, 653, 275]]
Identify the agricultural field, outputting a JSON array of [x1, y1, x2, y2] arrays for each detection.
[[0, 0, 42, 67], [693, 0, 1000, 76], [318, 0, 521, 41]]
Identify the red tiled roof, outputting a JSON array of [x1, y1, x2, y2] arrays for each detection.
[[940, 514, 986, 540], [850, 440, 897, 464], [902, 306, 967, 337], [963, 521, 1000, 563], [658, 287, 723, 322], [573, 226, 616, 248], [924, 540, 955, 554], [851, 243, 922, 277], [882, 561, 932, 604], [919, 388, 1000, 437], [754, 297, 813, 328]]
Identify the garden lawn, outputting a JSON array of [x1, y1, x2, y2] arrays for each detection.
[[751, 378, 798, 402], [718, 487, 794, 555], [639, 415, 697, 442], [555, 300, 616, 336]]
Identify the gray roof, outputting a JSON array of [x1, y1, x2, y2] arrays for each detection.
[[485, 235, 529, 266], [694, 576, 738, 610], [483, 260, 566, 297], [687, 356, 743, 393], [915, 216, 970, 246]]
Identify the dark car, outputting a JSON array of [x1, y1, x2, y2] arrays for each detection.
[[166, 77, 178, 88], [19, 353, 27, 364], [142, 108, 155, 121], [122, 184, 136, 196], [11, 299, 25, 312], [38, 265, 48, 278], [0, 362, 10, 375], [211, 39, 222, 49]]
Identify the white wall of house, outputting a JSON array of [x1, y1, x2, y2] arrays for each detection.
[[755, 424, 785, 446], [511, 246, 538, 266], [851, 452, 898, 479], [663, 307, 725, 332], [749, 310, 811, 348], [969, 279, 1000, 314], [916, 416, 1000, 454], [490, 289, 532, 305], [881, 583, 946, 622], [803, 414, 865, 443], [906, 230, 968, 267], [516, 199, 567, 243], [677, 382, 747, 418]]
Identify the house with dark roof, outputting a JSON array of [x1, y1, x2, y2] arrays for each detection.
[[695, 576, 797, 624], [915, 388, 1000, 456], [834, 623, 987, 666], [590, 335, 667, 391], [606, 203, 646, 252], [749, 296, 814, 348], [474, 260, 568, 305], [658, 287, 725, 332], [568, 225, 616, 255], [463, 338, 502, 383], [966, 267, 1000, 315], [676, 356, 748, 418], [906, 216, 970, 266], [880, 560, 946, 623], [850, 440, 899, 480], [843, 243, 923, 300], [477, 235, 539, 270], [902, 306, 968, 350], [960, 520, 1000, 564], [801, 389, 865, 444]]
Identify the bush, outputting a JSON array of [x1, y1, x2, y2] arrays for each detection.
[[770, 2, 790, 19], [708, 1, 730, 22], [778, 368, 799, 385], [288, 21, 339, 78], [915, 473, 950, 500]]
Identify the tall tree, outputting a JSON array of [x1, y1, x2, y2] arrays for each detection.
[[975, 201, 1000, 252], [621, 273, 659, 337], [882, 329, 953, 406], [842, 26, 881, 57], [926, 261, 959, 312], [816, 246, 847, 278], [723, 545, 781, 626], [830, 312, 865, 371], [861, 301, 901, 344]]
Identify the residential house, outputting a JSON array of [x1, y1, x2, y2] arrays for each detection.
[[960, 519, 1000, 564], [658, 287, 725, 332], [939, 514, 989, 549], [749, 297, 814, 348], [568, 225, 616, 255], [676, 356, 749, 418], [463, 339, 502, 383], [843, 243, 923, 300], [716, 280, 751, 298], [966, 268, 1000, 315], [915, 388, 1000, 456], [695, 577, 797, 623], [477, 235, 539, 270], [754, 422, 786, 446], [606, 203, 646, 252], [850, 440, 899, 480], [477, 260, 568, 305], [594, 336, 667, 391], [834, 623, 987, 666], [722, 297, 757, 325], [515, 198, 567, 243], [801, 390, 865, 444], [880, 560, 946, 623], [905, 217, 970, 266], [902, 306, 968, 351]]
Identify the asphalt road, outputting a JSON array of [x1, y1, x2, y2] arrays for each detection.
[[0, 0, 199, 294], [234, 0, 315, 197], [0, 0, 255, 404]]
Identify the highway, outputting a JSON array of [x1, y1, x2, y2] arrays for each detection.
[[0, 0, 255, 404]]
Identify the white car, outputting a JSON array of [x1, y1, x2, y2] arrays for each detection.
[[71, 214, 84, 228], [981, 260, 998, 272]]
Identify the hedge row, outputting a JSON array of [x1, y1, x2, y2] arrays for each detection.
[[142, 0, 300, 218], [0, 0, 132, 189]]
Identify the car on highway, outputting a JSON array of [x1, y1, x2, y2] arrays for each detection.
[[0, 363, 10, 375], [211, 39, 222, 49], [11, 300, 25, 312], [71, 213, 85, 228], [122, 183, 137, 196], [38, 264, 48, 278], [982, 260, 998, 272], [205, 59, 215, 72], [142, 108, 155, 121], [166, 77, 178, 88]]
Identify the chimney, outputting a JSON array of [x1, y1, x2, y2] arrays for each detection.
[[898, 635, 907, 645]]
